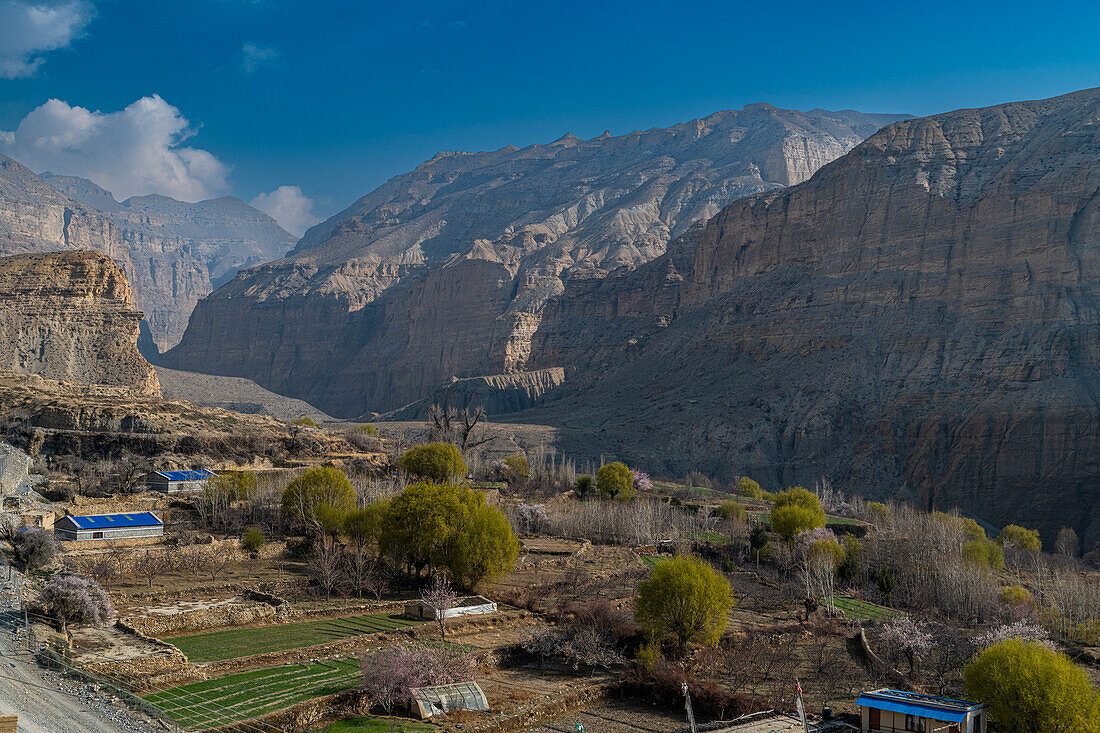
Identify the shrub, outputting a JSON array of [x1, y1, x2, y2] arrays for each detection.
[[241, 526, 265, 553], [714, 501, 746, 522], [997, 524, 1041, 552], [39, 574, 114, 632], [736, 476, 762, 499], [635, 555, 733, 647], [963, 538, 1005, 571], [397, 442, 467, 484], [281, 466, 356, 524], [12, 528, 57, 571], [999, 585, 1034, 611], [964, 639, 1100, 732], [355, 424, 380, 436], [293, 417, 320, 427], [513, 504, 548, 534], [685, 470, 712, 489], [771, 504, 825, 540], [865, 501, 890, 523], [502, 454, 531, 485], [574, 474, 594, 500], [597, 462, 634, 501]]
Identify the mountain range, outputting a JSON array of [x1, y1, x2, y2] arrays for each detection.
[[161, 105, 908, 414], [0, 157, 296, 351]]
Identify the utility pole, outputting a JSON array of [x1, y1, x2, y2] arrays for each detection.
[[682, 682, 697, 733], [795, 680, 809, 733]]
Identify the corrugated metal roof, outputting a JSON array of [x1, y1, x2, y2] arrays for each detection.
[[153, 470, 214, 482], [61, 512, 163, 530], [857, 692, 971, 722]]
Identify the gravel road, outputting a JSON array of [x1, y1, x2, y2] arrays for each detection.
[[0, 564, 162, 733]]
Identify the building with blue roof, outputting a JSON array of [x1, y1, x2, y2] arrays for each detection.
[[858, 689, 986, 733], [145, 469, 215, 494], [54, 512, 164, 541]]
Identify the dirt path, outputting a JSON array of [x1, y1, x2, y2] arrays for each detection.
[[0, 565, 159, 732]]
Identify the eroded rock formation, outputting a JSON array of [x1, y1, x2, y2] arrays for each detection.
[[0, 251, 160, 394], [163, 106, 907, 413]]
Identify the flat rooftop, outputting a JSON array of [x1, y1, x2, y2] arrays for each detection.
[[858, 689, 984, 713]]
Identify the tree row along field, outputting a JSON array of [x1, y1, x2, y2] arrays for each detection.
[[165, 612, 422, 662]]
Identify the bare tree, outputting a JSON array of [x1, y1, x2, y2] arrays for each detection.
[[308, 536, 343, 601], [427, 404, 488, 451], [133, 551, 169, 588], [1054, 526, 1080, 558], [421, 574, 458, 642], [204, 548, 231, 584], [83, 556, 119, 591]]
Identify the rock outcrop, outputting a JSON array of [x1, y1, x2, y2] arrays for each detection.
[[0, 251, 160, 394], [520, 88, 1100, 547], [0, 157, 295, 351], [163, 106, 908, 413]]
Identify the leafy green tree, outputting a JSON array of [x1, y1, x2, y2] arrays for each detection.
[[635, 555, 733, 647], [281, 466, 356, 525], [998, 524, 1042, 553], [381, 482, 461, 576], [208, 470, 257, 500], [344, 503, 386, 549], [737, 476, 762, 499], [501, 454, 531, 486], [445, 498, 520, 589], [398, 443, 467, 484], [315, 504, 349, 537], [714, 501, 747, 522], [749, 524, 769, 564], [597, 462, 634, 501], [964, 639, 1100, 732], [865, 501, 890, 523], [770, 487, 827, 539], [963, 538, 1005, 571], [241, 526, 265, 553], [574, 474, 594, 500], [355, 424, 379, 436]]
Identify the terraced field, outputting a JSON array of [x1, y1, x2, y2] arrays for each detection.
[[145, 658, 362, 730], [166, 613, 422, 662], [830, 597, 900, 620]]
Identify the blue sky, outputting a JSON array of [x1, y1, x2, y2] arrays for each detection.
[[1, 0, 1098, 234]]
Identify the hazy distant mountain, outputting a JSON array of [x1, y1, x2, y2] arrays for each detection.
[[0, 159, 296, 350], [165, 104, 909, 412]]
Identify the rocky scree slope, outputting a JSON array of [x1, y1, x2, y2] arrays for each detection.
[[163, 106, 908, 415], [0, 157, 295, 351], [519, 88, 1100, 547], [0, 250, 160, 394]]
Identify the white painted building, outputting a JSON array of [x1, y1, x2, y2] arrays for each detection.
[[858, 689, 987, 733]]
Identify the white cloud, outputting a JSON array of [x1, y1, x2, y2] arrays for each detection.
[[250, 185, 320, 237], [0, 95, 230, 202], [240, 42, 279, 73], [0, 0, 94, 79]]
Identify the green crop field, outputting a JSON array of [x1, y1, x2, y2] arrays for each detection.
[[689, 530, 730, 545], [830, 597, 900, 621], [317, 718, 436, 732], [166, 613, 422, 662], [145, 658, 363, 730], [641, 555, 670, 568]]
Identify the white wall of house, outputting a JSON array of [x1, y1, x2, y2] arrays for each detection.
[[862, 707, 985, 733]]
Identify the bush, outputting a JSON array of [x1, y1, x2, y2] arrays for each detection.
[[963, 538, 1005, 571], [397, 443, 467, 484], [293, 417, 320, 427], [502, 454, 531, 485], [685, 470, 712, 489], [736, 476, 762, 499], [964, 639, 1100, 732], [771, 505, 825, 540], [597, 462, 634, 501], [865, 501, 890, 523], [12, 528, 57, 571], [635, 555, 733, 646], [281, 466, 356, 524], [997, 524, 1042, 552], [574, 474, 594, 500], [355, 424, 380, 436], [999, 585, 1034, 611], [241, 526, 265, 553], [714, 501, 746, 522], [39, 574, 114, 632]]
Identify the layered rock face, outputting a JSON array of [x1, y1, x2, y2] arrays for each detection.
[[164, 105, 907, 414], [524, 88, 1100, 546], [0, 157, 295, 350], [0, 251, 160, 394]]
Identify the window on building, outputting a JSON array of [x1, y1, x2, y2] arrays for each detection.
[[905, 714, 925, 732], [92, 531, 103, 539]]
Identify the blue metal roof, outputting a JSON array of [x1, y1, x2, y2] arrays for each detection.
[[857, 690, 978, 722], [63, 512, 162, 530], [153, 470, 214, 482]]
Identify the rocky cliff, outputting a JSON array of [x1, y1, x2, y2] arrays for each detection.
[[0, 157, 295, 351], [521, 88, 1100, 547], [163, 106, 908, 413], [0, 251, 160, 394]]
